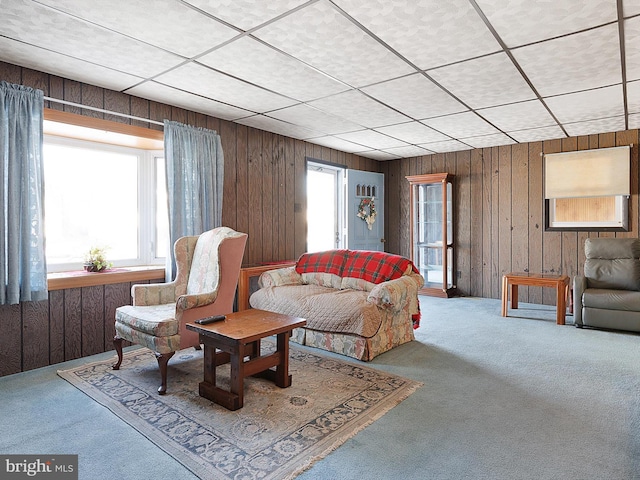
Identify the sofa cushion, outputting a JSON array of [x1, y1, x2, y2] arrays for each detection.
[[115, 303, 178, 337], [341, 251, 415, 287], [583, 289, 640, 311], [250, 284, 383, 338]]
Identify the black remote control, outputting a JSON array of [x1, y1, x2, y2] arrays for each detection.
[[195, 315, 226, 325]]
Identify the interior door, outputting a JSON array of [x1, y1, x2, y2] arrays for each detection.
[[345, 169, 384, 251]]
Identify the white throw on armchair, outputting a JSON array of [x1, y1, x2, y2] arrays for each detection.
[[113, 227, 247, 394]]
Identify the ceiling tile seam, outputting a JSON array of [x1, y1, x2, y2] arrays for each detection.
[[467, 0, 568, 140], [244, 35, 356, 93], [562, 114, 627, 127], [30, 0, 194, 61], [506, 20, 620, 50], [327, 0, 425, 75], [617, 0, 629, 130], [190, 61, 305, 105], [127, 80, 260, 118], [540, 81, 625, 100], [0, 33, 147, 87], [181, 0, 321, 37], [181, 1, 325, 66]]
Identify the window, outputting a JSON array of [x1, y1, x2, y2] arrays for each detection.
[[306, 160, 345, 252], [43, 135, 168, 272]]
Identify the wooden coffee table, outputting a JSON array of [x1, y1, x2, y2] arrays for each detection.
[[186, 309, 306, 410], [501, 272, 570, 325]]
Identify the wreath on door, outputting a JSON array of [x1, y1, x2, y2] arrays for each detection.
[[357, 197, 377, 230]]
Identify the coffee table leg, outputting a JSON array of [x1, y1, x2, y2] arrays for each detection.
[[275, 331, 292, 388], [229, 343, 245, 409]]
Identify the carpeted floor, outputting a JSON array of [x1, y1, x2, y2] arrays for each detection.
[[57, 341, 421, 479], [1, 296, 639, 480]]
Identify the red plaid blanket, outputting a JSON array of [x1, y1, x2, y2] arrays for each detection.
[[342, 250, 418, 284], [295, 249, 349, 276]]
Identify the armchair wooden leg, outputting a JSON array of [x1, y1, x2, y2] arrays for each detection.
[[113, 336, 123, 370], [155, 351, 175, 395]]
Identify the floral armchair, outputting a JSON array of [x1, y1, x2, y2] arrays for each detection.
[[113, 227, 247, 394]]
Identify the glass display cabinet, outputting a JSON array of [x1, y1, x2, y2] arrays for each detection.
[[406, 173, 455, 298]]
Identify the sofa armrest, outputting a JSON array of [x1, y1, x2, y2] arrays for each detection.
[[368, 273, 423, 314], [258, 266, 303, 288], [132, 282, 177, 306], [176, 290, 219, 311], [573, 275, 587, 326]]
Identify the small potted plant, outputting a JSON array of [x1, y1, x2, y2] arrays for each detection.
[[84, 246, 113, 272]]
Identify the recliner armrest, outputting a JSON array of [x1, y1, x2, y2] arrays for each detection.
[[573, 275, 587, 325]]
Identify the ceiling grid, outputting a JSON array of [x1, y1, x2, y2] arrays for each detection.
[[1, 0, 638, 159]]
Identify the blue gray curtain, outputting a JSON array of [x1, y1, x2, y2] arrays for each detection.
[[164, 120, 224, 280], [0, 81, 47, 305]]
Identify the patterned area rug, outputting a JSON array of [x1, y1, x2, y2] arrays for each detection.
[[58, 342, 422, 479]]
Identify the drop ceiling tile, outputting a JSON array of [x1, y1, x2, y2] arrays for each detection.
[[358, 150, 402, 161], [419, 140, 472, 153], [629, 113, 640, 129], [513, 24, 621, 97], [126, 81, 252, 121], [252, 0, 415, 87], [268, 104, 363, 135], [476, 0, 617, 48], [624, 0, 640, 16], [336, 130, 409, 150], [381, 145, 436, 158], [374, 122, 450, 144], [421, 111, 499, 138], [36, 0, 237, 58], [361, 73, 468, 120], [508, 125, 566, 143], [235, 114, 324, 139], [2, 0, 183, 78], [333, 0, 501, 69], [477, 100, 557, 131], [308, 90, 410, 128], [184, 0, 309, 31], [626, 17, 640, 81], [0, 37, 141, 91], [629, 80, 640, 113], [563, 116, 626, 137], [462, 133, 516, 149], [198, 37, 348, 102], [306, 135, 369, 153], [545, 85, 624, 123], [154, 63, 297, 113], [428, 52, 536, 109]]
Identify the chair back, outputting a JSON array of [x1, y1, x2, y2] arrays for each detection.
[[584, 238, 640, 291]]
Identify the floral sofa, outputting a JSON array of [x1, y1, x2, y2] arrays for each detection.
[[249, 249, 424, 361]]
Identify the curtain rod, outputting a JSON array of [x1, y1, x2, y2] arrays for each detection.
[[43, 96, 165, 127]]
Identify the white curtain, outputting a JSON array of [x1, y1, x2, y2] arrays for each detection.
[[164, 120, 224, 280], [0, 81, 47, 305]]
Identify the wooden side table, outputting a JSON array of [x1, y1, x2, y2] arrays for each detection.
[[237, 262, 296, 311], [186, 309, 306, 410], [501, 272, 570, 325]]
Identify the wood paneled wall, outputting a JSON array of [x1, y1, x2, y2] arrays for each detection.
[[382, 131, 640, 303], [0, 61, 380, 376]]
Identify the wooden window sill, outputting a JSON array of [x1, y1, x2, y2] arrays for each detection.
[[47, 266, 165, 291]]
